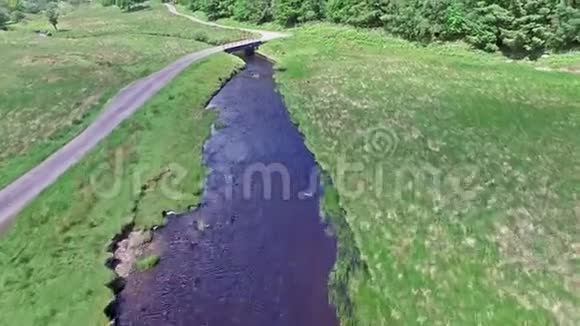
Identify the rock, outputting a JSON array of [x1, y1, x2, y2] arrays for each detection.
[[162, 210, 177, 217], [114, 230, 154, 277], [128, 230, 152, 249]]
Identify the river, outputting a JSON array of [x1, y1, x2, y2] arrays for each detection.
[[117, 54, 339, 326]]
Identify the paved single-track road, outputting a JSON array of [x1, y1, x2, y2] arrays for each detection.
[[0, 4, 287, 232]]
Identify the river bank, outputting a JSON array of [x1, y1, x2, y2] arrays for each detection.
[[0, 54, 243, 326], [260, 24, 580, 325], [117, 53, 339, 326]]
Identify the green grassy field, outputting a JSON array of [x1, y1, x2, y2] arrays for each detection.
[[0, 52, 244, 325], [0, 2, 250, 189], [2, 2, 578, 324], [262, 24, 580, 325]]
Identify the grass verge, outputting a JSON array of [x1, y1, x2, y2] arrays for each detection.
[[263, 23, 580, 325], [135, 255, 160, 271], [0, 53, 244, 326], [322, 179, 367, 326], [0, 2, 250, 189]]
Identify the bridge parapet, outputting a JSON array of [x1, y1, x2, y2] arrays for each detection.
[[224, 40, 263, 54]]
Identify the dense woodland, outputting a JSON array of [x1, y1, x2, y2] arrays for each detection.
[[1, 0, 578, 55], [181, 0, 579, 55]]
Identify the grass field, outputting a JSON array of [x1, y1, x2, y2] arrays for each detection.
[[262, 24, 580, 325], [0, 51, 244, 325], [0, 2, 250, 189]]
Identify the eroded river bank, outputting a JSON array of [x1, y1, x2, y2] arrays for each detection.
[[117, 54, 339, 326]]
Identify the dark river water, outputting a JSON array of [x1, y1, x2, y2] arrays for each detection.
[[117, 54, 339, 326]]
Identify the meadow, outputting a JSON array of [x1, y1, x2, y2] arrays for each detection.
[[0, 3, 247, 324], [0, 2, 250, 189], [262, 24, 580, 325], [0, 52, 243, 325], [1, 2, 579, 325]]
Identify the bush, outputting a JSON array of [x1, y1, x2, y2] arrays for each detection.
[[10, 9, 24, 22]]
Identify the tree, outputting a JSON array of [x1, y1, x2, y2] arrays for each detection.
[[6, 0, 22, 10], [233, 0, 271, 23], [0, 5, 9, 29], [174, 0, 579, 55], [116, 0, 147, 12], [21, 0, 53, 14], [190, 0, 234, 20], [272, 0, 325, 26], [115, 0, 131, 11], [550, 0, 580, 49], [46, 2, 58, 30], [326, 0, 386, 27]]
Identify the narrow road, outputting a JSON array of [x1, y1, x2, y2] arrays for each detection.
[[0, 5, 287, 232], [165, 4, 287, 41]]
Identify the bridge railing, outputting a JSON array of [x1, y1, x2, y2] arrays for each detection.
[[222, 39, 263, 52]]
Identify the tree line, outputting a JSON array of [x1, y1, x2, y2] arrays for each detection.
[[0, 0, 66, 29], [100, 0, 148, 12], [2, 0, 577, 56], [180, 0, 579, 56]]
